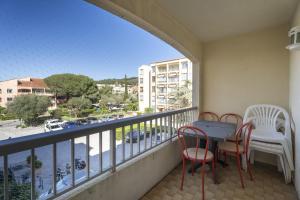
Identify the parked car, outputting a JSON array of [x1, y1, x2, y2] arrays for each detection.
[[86, 117, 98, 124], [63, 121, 79, 129], [126, 129, 155, 143], [75, 119, 89, 126], [44, 123, 63, 132], [45, 119, 64, 126]]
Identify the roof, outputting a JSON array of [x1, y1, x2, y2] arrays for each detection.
[[152, 57, 186, 65], [17, 78, 49, 88]]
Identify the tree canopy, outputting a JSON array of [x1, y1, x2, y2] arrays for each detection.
[[97, 77, 137, 85], [45, 74, 98, 102], [67, 97, 92, 118], [170, 80, 192, 108], [7, 95, 51, 126]]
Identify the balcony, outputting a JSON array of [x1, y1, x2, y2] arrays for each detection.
[[0, 108, 196, 200], [2, 0, 300, 200]]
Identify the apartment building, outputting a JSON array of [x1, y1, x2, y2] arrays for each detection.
[[138, 58, 192, 112], [138, 65, 152, 112], [0, 77, 53, 107]]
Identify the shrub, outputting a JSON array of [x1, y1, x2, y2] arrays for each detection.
[[26, 155, 43, 169], [49, 109, 63, 119]]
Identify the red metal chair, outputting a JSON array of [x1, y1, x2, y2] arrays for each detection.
[[198, 112, 219, 121], [178, 126, 215, 200], [220, 113, 243, 142], [217, 122, 254, 188]]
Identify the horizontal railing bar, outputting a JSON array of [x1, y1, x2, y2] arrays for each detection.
[[0, 107, 197, 156]]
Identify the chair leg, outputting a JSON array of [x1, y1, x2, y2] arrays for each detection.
[[212, 159, 215, 181], [236, 154, 245, 188], [223, 152, 227, 167], [180, 158, 186, 190], [247, 155, 253, 181], [201, 162, 205, 200], [191, 160, 195, 176]]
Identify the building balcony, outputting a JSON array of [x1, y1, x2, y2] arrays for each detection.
[[0, 108, 196, 200]]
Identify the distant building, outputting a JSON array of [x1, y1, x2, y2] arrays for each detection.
[[96, 83, 137, 95], [138, 58, 192, 112], [0, 77, 53, 107]]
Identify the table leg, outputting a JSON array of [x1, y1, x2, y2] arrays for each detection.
[[211, 140, 219, 184]]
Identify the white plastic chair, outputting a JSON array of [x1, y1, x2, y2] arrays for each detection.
[[243, 104, 294, 183]]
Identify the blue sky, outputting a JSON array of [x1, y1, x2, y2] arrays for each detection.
[[0, 0, 182, 81]]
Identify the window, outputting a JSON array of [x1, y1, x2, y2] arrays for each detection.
[[7, 97, 13, 102], [140, 78, 144, 84], [0, 98, 2, 102], [32, 88, 44, 93], [181, 74, 188, 81], [152, 76, 156, 82], [7, 89, 13, 93], [0, 89, 2, 94], [151, 66, 156, 72], [152, 86, 156, 92], [18, 89, 31, 93], [139, 69, 144, 75], [181, 61, 188, 69], [140, 87, 144, 92]]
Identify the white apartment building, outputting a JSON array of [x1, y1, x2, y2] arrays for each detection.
[[138, 58, 192, 112], [138, 65, 152, 112]]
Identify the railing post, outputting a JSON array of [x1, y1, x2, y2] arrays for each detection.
[[99, 132, 103, 173], [86, 135, 90, 178], [4, 155, 8, 200], [144, 121, 147, 150], [110, 129, 116, 173], [31, 148, 36, 200], [130, 125, 133, 157], [52, 143, 57, 196], [137, 123, 141, 153], [122, 127, 125, 161], [155, 119, 158, 145], [168, 115, 172, 139], [71, 138, 75, 186]]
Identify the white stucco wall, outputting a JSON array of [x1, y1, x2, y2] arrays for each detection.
[[290, 2, 300, 197], [59, 141, 181, 200]]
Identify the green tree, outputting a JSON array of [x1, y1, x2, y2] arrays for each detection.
[[170, 80, 192, 108], [45, 74, 99, 103], [7, 95, 51, 126], [144, 107, 154, 114], [126, 102, 138, 111], [124, 74, 128, 100], [26, 155, 43, 169], [67, 97, 92, 118]]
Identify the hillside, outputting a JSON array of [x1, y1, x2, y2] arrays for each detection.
[[97, 77, 138, 85]]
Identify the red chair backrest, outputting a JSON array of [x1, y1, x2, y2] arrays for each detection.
[[177, 126, 209, 161], [234, 122, 254, 153], [198, 112, 219, 121], [220, 113, 243, 132]]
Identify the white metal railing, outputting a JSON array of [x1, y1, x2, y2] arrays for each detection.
[[0, 107, 197, 200]]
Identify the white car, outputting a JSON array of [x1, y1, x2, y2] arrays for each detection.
[[44, 123, 63, 132], [45, 119, 65, 126]]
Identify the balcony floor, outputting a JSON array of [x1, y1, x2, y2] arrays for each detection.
[[142, 159, 297, 200]]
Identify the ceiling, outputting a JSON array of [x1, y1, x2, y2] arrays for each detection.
[[156, 0, 298, 42]]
